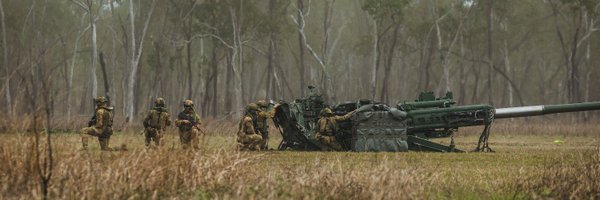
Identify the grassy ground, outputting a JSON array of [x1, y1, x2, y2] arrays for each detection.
[[1, 121, 599, 199]]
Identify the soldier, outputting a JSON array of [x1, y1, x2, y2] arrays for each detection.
[[175, 100, 202, 149], [80, 96, 114, 151], [255, 100, 276, 150], [142, 97, 172, 148], [236, 103, 263, 151], [314, 108, 355, 151]]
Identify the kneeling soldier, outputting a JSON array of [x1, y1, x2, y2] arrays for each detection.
[[237, 103, 263, 151], [175, 100, 202, 149], [142, 97, 172, 148], [81, 96, 114, 151], [314, 108, 355, 151], [255, 100, 277, 150]]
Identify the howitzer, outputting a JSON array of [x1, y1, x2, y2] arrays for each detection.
[[273, 88, 600, 152]]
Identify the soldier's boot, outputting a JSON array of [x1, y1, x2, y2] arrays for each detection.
[[261, 140, 268, 150], [80, 129, 90, 150], [180, 131, 193, 150], [330, 143, 343, 151], [327, 137, 343, 151], [191, 129, 200, 150], [99, 137, 112, 151], [261, 131, 269, 150], [81, 135, 89, 150], [252, 141, 262, 151], [155, 132, 162, 147], [236, 143, 245, 151], [145, 136, 152, 147], [179, 131, 187, 149]]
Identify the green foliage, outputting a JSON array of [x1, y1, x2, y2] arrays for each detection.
[[362, 0, 411, 22], [560, 0, 599, 14]]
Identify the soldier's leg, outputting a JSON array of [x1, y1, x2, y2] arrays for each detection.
[[191, 128, 199, 149], [250, 134, 263, 151], [155, 131, 162, 147], [326, 136, 343, 151], [236, 136, 246, 151], [314, 133, 330, 150], [80, 127, 93, 150], [180, 130, 191, 149], [260, 129, 269, 150], [98, 136, 111, 151], [144, 131, 152, 147]]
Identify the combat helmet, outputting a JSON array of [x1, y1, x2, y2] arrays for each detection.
[[246, 103, 259, 111], [95, 96, 108, 105], [155, 97, 166, 107], [183, 100, 194, 108], [257, 100, 268, 108], [320, 108, 333, 116]]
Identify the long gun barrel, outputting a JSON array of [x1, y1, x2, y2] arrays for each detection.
[[494, 101, 600, 119]]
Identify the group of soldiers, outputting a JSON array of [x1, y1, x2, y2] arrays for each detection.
[[81, 97, 203, 150], [236, 101, 277, 150], [81, 96, 355, 151]]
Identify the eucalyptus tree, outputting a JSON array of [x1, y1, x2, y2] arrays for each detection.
[[362, 0, 410, 103]]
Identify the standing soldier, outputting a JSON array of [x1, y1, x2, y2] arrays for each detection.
[[236, 103, 263, 151], [175, 100, 202, 149], [80, 96, 114, 151], [314, 108, 355, 151], [142, 97, 172, 148], [255, 100, 276, 150]]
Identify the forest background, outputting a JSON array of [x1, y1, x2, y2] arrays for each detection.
[[1, 0, 599, 132]]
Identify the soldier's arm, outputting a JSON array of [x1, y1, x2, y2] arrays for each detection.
[[194, 114, 202, 126], [143, 111, 151, 128], [175, 113, 186, 127], [257, 109, 276, 118], [165, 113, 172, 126], [317, 118, 327, 133], [95, 109, 105, 129], [244, 117, 256, 134], [335, 110, 355, 121]]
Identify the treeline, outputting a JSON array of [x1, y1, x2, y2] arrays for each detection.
[[1, 0, 599, 130]]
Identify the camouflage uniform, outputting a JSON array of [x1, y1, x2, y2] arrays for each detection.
[[142, 98, 172, 147], [255, 100, 276, 150], [314, 108, 354, 151], [175, 100, 202, 149], [80, 96, 114, 151], [237, 103, 263, 151]]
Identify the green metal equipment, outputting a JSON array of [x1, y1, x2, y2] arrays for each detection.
[[272, 87, 600, 152]]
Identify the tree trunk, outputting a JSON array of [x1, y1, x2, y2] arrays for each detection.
[[297, 0, 306, 95], [380, 24, 399, 103], [292, 2, 332, 101], [127, 0, 136, 122], [211, 44, 219, 117], [126, 0, 156, 122], [486, 0, 495, 105], [369, 17, 378, 100], [0, 0, 11, 118], [99, 52, 110, 97], [458, 36, 466, 104], [432, 0, 449, 93], [228, 0, 244, 114], [88, 1, 98, 98], [186, 17, 193, 99], [568, 7, 583, 103], [225, 51, 233, 115], [503, 39, 513, 106]]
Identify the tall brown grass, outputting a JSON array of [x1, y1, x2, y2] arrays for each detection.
[[517, 149, 600, 199], [1, 116, 599, 199], [0, 134, 431, 199]]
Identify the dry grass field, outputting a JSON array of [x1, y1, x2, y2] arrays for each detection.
[[1, 119, 599, 199]]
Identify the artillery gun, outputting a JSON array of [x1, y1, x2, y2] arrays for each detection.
[[273, 87, 600, 152]]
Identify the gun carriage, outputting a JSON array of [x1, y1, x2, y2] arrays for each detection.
[[273, 88, 600, 152]]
